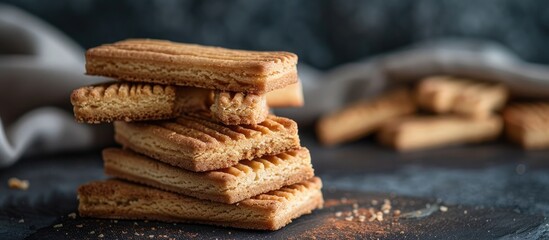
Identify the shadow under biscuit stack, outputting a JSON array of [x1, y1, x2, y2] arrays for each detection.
[[71, 39, 323, 230]]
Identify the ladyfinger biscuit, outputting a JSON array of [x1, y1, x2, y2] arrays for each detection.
[[71, 82, 270, 125], [86, 39, 298, 94], [503, 103, 549, 149], [103, 147, 314, 204], [266, 81, 304, 107], [416, 76, 508, 118], [210, 91, 269, 125], [378, 115, 503, 151], [316, 89, 416, 146], [114, 114, 300, 172], [78, 177, 324, 230]]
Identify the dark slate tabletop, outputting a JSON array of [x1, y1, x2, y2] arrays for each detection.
[[1, 131, 549, 239]]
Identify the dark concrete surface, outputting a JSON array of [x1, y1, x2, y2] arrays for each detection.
[[1, 133, 549, 239]]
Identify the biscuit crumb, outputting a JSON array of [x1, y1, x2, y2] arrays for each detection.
[[371, 199, 378, 205], [149, 235, 155, 238], [89, 231, 95, 234], [381, 199, 391, 214], [345, 216, 354, 221], [98, 234, 104, 238], [8, 178, 29, 190], [393, 209, 401, 216], [76, 224, 83, 228], [376, 211, 383, 221], [440, 206, 448, 212], [68, 212, 77, 219], [335, 211, 342, 217], [18, 219, 24, 223], [53, 224, 63, 228]]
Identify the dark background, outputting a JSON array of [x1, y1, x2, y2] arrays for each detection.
[[2, 0, 549, 69]]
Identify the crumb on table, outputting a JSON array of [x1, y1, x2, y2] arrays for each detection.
[[8, 177, 29, 190]]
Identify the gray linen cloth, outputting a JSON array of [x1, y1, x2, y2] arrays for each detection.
[[2, 4, 549, 168]]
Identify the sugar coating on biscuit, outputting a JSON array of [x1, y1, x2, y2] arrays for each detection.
[[78, 177, 324, 230], [85, 39, 298, 94], [103, 147, 314, 204]]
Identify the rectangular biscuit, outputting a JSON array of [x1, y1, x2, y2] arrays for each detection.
[[503, 103, 549, 149], [103, 147, 314, 204], [378, 115, 503, 151], [78, 177, 324, 230], [114, 114, 300, 172], [416, 76, 508, 118], [71, 81, 305, 125], [71, 82, 268, 125], [85, 39, 298, 94], [316, 89, 416, 146], [266, 81, 304, 107]]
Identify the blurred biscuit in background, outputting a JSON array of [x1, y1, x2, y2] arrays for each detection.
[[266, 82, 304, 107], [416, 76, 508, 119], [316, 89, 416, 146], [503, 103, 549, 149], [378, 115, 503, 151]]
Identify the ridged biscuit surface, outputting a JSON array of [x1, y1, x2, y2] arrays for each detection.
[[114, 114, 300, 172], [103, 147, 314, 204], [78, 177, 324, 230]]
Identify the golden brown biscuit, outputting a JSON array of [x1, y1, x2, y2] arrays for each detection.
[[114, 114, 300, 172], [71, 82, 270, 125], [210, 91, 269, 125], [70, 82, 179, 124], [85, 39, 298, 94], [103, 147, 314, 204], [503, 103, 549, 149], [266, 81, 304, 107], [378, 115, 503, 151], [316, 89, 416, 146], [78, 177, 324, 230], [416, 76, 508, 118]]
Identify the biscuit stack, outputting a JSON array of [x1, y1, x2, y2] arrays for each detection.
[[72, 39, 323, 230]]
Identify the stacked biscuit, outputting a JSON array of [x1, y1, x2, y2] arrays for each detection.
[[73, 39, 323, 230], [318, 76, 509, 150]]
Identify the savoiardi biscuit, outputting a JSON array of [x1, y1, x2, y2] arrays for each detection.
[[103, 147, 314, 204], [416, 76, 508, 118], [378, 115, 503, 151], [316, 89, 416, 146], [78, 177, 324, 230], [503, 103, 549, 149], [85, 39, 298, 94], [114, 114, 301, 172]]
